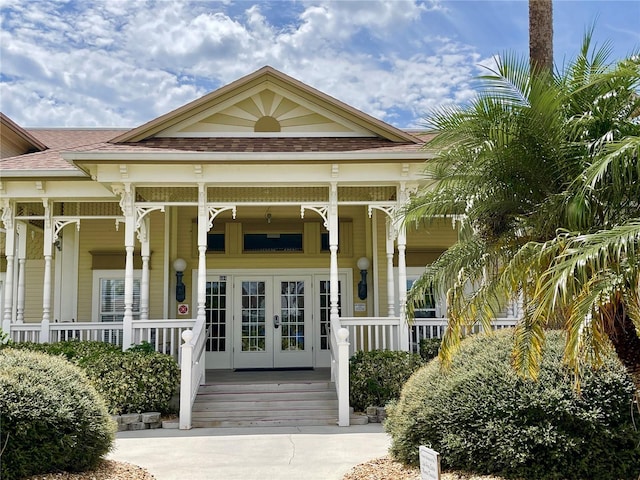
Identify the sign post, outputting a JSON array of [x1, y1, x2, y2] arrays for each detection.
[[419, 446, 441, 480]]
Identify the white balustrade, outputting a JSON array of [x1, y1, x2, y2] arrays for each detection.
[[409, 317, 520, 352], [50, 322, 125, 345], [132, 319, 196, 362], [9, 324, 41, 343], [340, 316, 402, 353]]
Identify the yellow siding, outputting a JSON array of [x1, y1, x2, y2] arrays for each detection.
[[406, 218, 458, 256], [77, 211, 166, 321], [24, 260, 45, 323]]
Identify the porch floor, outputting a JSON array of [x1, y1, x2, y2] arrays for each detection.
[[204, 368, 331, 384]]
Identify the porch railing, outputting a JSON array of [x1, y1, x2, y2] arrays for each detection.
[[409, 317, 519, 352], [8, 319, 196, 364], [178, 315, 207, 430], [10, 321, 125, 346], [340, 316, 402, 354], [132, 319, 195, 362]]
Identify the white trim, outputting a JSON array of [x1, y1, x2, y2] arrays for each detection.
[[0, 274, 5, 330], [155, 132, 374, 138]]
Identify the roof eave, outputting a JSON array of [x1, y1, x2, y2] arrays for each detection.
[[0, 170, 89, 179], [63, 150, 433, 164]]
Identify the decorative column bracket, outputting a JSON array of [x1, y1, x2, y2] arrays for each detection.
[[207, 205, 236, 231], [53, 218, 81, 242], [1, 200, 14, 230], [300, 205, 329, 228], [135, 206, 165, 231], [368, 204, 396, 219], [368, 204, 398, 238]]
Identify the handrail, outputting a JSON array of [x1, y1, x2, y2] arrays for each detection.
[[179, 316, 207, 430]]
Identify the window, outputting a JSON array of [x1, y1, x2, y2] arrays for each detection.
[[319, 280, 342, 350], [205, 280, 227, 352], [99, 278, 141, 322], [243, 233, 303, 252], [407, 279, 436, 318], [207, 233, 225, 252]]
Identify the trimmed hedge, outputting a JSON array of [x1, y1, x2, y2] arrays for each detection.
[[14, 340, 179, 415], [0, 349, 115, 480], [385, 330, 640, 480], [349, 349, 424, 411]]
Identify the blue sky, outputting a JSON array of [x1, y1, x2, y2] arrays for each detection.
[[1, 0, 638, 129]]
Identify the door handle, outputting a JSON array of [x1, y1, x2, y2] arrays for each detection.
[[274, 315, 280, 329]]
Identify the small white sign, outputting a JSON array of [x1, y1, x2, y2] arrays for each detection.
[[419, 446, 441, 480], [177, 304, 189, 315], [354, 303, 366, 312]]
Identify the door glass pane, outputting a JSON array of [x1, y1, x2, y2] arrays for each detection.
[[241, 281, 266, 351], [280, 281, 305, 351], [319, 280, 341, 350], [205, 280, 227, 352]]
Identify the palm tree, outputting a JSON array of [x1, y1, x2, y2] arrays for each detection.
[[405, 34, 640, 390]]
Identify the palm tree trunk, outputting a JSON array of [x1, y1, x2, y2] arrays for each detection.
[[529, 0, 554, 74], [605, 307, 640, 392]]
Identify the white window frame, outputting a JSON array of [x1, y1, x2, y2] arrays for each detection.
[[92, 270, 142, 323]]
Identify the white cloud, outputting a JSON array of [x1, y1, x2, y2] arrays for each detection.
[[0, 0, 486, 128]]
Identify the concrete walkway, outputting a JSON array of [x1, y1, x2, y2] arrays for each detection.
[[108, 424, 390, 480]]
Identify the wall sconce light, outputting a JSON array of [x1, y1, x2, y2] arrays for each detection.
[[173, 258, 187, 302], [356, 256, 370, 300]]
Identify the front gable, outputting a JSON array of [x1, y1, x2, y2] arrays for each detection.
[[112, 66, 419, 144], [158, 83, 372, 137]]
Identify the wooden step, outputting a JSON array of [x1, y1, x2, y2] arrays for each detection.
[[191, 380, 367, 428]]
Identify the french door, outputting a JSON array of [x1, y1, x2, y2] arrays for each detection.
[[233, 276, 313, 369]]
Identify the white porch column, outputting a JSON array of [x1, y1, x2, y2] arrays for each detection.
[[139, 217, 150, 321], [16, 222, 27, 324], [397, 223, 409, 351], [385, 218, 396, 317], [41, 200, 53, 342], [328, 182, 340, 322], [115, 184, 136, 349], [196, 184, 208, 322], [397, 184, 410, 351], [329, 182, 349, 427], [2, 201, 15, 334]]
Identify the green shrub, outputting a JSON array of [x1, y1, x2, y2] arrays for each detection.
[[0, 328, 12, 349], [82, 351, 179, 414], [385, 330, 640, 480], [127, 340, 156, 354], [349, 350, 424, 411], [14, 340, 179, 415], [419, 337, 441, 361], [0, 349, 115, 480]]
